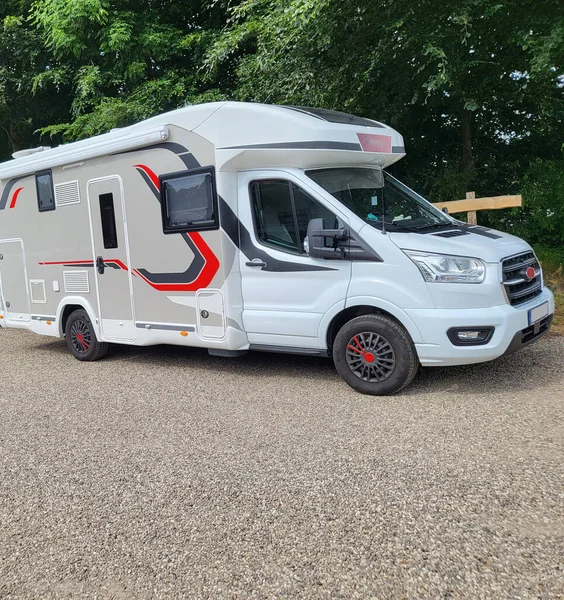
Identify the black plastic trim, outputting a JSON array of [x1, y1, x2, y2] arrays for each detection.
[[447, 326, 495, 346], [502, 315, 553, 356], [250, 344, 329, 357], [135, 323, 196, 332]]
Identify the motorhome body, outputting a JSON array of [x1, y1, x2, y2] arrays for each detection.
[[0, 102, 555, 394]]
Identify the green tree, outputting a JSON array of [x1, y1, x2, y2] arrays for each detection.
[[206, 0, 564, 202], [0, 1, 71, 159], [31, 0, 238, 140]]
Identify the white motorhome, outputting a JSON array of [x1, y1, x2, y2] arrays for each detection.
[[0, 102, 555, 394]]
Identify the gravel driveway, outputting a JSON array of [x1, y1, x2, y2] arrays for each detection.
[[0, 329, 562, 599]]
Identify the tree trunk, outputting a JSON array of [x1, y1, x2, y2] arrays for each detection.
[[3, 123, 21, 153], [461, 109, 474, 174]]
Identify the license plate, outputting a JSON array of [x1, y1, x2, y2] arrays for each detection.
[[528, 302, 549, 326]]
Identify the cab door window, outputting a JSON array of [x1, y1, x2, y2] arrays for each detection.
[[251, 180, 339, 254]]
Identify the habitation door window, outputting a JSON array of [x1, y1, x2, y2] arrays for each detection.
[[36, 171, 55, 212], [251, 180, 339, 254], [161, 167, 218, 233], [99, 193, 118, 249]]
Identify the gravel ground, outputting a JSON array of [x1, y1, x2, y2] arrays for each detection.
[[0, 329, 563, 599]]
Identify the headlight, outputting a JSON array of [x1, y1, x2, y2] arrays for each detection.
[[403, 250, 486, 283]]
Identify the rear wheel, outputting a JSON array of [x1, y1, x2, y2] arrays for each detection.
[[333, 314, 419, 395], [65, 309, 109, 361]]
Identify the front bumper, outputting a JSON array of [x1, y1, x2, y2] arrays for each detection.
[[405, 287, 555, 366]]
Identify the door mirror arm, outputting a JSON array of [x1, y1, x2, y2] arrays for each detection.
[[305, 218, 349, 260]]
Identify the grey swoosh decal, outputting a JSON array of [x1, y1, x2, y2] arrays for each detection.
[[218, 197, 337, 272], [220, 141, 363, 151], [0, 177, 25, 210]]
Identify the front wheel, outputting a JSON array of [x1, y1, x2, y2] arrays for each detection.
[[333, 314, 419, 395], [65, 309, 109, 361]]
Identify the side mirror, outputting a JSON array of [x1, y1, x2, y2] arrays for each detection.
[[305, 218, 348, 259], [442, 207, 449, 215]]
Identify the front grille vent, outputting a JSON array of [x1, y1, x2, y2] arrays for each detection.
[[502, 251, 542, 306]]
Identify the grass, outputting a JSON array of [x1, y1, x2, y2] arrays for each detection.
[[534, 245, 564, 335]]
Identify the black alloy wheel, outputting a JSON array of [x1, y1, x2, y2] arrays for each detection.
[[333, 314, 419, 395], [65, 309, 109, 361]]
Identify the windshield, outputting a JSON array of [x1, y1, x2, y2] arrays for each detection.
[[306, 168, 453, 231]]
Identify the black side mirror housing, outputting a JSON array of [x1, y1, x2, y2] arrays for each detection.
[[305, 217, 348, 259], [442, 207, 449, 215]]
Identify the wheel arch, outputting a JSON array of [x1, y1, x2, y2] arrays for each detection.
[[55, 297, 100, 339], [322, 297, 424, 354]]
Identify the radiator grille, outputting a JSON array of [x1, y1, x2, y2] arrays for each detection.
[[63, 270, 89, 293], [502, 251, 542, 307], [55, 180, 81, 206]]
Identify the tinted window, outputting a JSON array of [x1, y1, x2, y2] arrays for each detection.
[[36, 171, 55, 212], [284, 106, 384, 128], [99, 193, 118, 249], [251, 180, 339, 254], [162, 168, 217, 233], [252, 181, 299, 252]]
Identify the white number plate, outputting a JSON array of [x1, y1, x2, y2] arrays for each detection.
[[528, 302, 549, 326]]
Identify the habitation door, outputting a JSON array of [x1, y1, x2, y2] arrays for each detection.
[[87, 176, 135, 341]]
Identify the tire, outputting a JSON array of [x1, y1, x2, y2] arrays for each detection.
[[333, 314, 419, 395], [65, 309, 109, 361]]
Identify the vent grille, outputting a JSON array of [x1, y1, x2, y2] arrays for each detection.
[[63, 270, 89, 293], [434, 230, 470, 238], [55, 180, 81, 206], [30, 279, 46, 303], [502, 251, 542, 307]]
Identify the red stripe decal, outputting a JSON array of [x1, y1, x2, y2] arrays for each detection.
[[134, 164, 161, 191], [39, 260, 94, 265], [9, 187, 24, 209], [133, 232, 220, 292]]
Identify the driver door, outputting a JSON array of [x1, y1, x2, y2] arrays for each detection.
[[238, 171, 352, 349]]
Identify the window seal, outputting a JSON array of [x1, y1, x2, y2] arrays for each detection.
[[35, 169, 55, 213], [159, 165, 219, 234]]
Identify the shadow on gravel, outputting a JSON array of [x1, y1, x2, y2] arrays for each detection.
[[28, 333, 562, 397]]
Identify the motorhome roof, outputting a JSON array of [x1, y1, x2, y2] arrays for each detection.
[[0, 102, 405, 180]]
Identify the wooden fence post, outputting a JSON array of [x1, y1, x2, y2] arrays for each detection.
[[466, 191, 477, 225]]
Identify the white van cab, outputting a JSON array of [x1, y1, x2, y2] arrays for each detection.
[[0, 102, 555, 394]]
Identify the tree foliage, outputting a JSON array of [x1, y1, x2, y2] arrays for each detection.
[[0, 0, 562, 244]]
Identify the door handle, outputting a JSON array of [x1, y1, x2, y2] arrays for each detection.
[[245, 259, 267, 268], [96, 256, 105, 274]]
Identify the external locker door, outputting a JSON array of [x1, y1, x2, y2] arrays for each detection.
[[0, 240, 31, 323], [87, 176, 135, 341], [196, 290, 226, 339]]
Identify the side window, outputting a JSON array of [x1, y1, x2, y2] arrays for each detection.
[[36, 171, 55, 212], [251, 180, 339, 254], [161, 167, 218, 233], [251, 181, 299, 253], [99, 193, 118, 249]]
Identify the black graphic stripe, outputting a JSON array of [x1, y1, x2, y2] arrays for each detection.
[[0, 177, 25, 211], [220, 141, 363, 151], [218, 197, 337, 272]]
